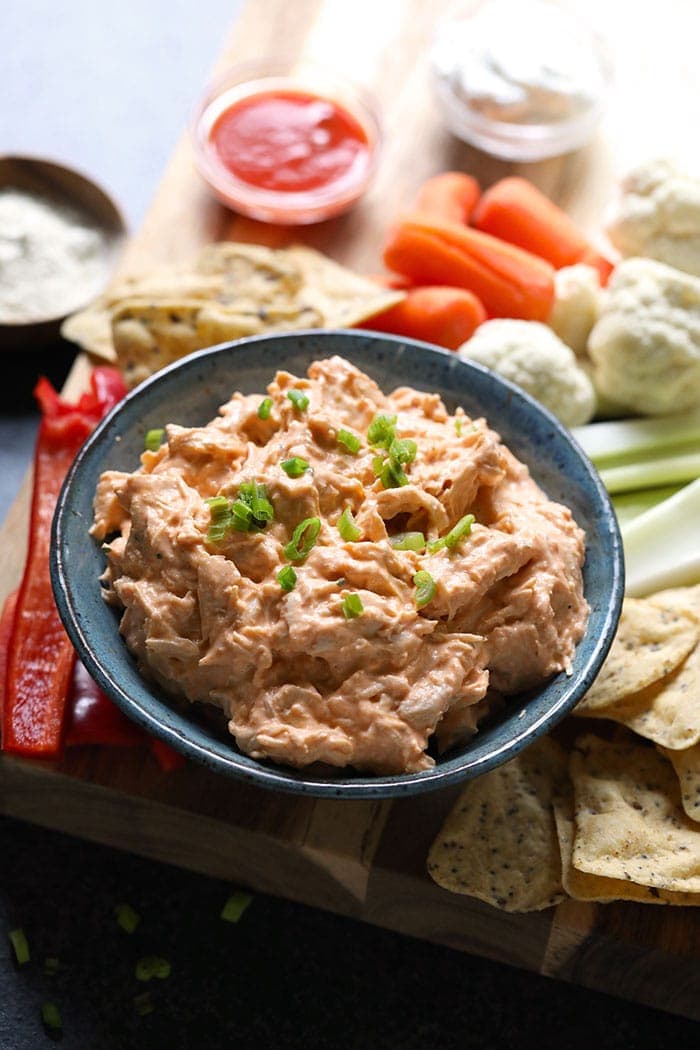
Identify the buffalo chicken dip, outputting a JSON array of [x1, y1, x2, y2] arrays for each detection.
[[91, 356, 588, 775]]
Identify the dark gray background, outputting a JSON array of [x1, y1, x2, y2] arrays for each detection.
[[2, 2, 699, 1047]]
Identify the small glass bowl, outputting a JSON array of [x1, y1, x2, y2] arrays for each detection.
[[430, 0, 614, 162], [191, 57, 383, 225]]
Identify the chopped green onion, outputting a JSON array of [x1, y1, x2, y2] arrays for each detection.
[[115, 902, 141, 934], [281, 456, 310, 478], [284, 516, 321, 561], [287, 389, 309, 411], [43, 956, 60, 976], [144, 428, 164, 452], [445, 513, 475, 548], [379, 457, 408, 489], [337, 428, 361, 454], [133, 991, 154, 1016], [390, 531, 426, 552], [337, 507, 362, 542], [341, 593, 364, 619], [41, 1003, 62, 1031], [367, 413, 397, 448], [428, 514, 475, 552], [220, 890, 253, 923], [413, 570, 436, 607], [454, 417, 463, 436], [135, 955, 171, 982], [389, 437, 417, 465], [8, 928, 29, 966], [207, 481, 275, 541], [257, 396, 273, 420], [277, 565, 297, 592]]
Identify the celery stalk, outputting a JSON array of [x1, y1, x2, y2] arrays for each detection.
[[611, 484, 684, 527], [599, 449, 700, 494], [621, 478, 700, 597], [571, 409, 700, 467]]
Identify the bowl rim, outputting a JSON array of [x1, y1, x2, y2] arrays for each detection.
[[51, 329, 625, 798]]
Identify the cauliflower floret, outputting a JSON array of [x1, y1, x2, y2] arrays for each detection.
[[457, 319, 596, 427], [588, 257, 700, 416], [605, 158, 700, 277], [547, 263, 603, 357]]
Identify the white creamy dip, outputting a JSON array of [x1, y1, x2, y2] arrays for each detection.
[[430, 0, 612, 160], [0, 186, 111, 323]]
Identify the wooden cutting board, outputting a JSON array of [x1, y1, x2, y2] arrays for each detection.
[[2, 0, 700, 1023]]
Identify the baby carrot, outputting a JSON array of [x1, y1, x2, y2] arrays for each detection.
[[413, 171, 481, 224], [383, 214, 555, 321], [579, 246, 616, 286], [359, 285, 486, 350], [472, 176, 590, 269]]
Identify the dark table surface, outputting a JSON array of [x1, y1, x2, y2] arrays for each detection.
[[2, 3, 699, 1048]]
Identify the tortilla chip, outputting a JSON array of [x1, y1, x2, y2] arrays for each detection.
[[553, 782, 699, 904], [61, 241, 403, 380], [659, 744, 700, 823], [648, 582, 700, 620], [577, 640, 700, 750], [569, 734, 700, 893], [110, 296, 323, 388], [427, 736, 567, 912], [574, 595, 698, 714]]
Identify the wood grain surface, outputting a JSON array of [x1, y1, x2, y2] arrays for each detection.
[[2, 0, 700, 1023]]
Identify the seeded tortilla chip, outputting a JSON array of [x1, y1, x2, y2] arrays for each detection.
[[659, 744, 700, 823], [553, 782, 699, 904], [569, 734, 700, 893], [61, 241, 403, 381], [577, 640, 700, 750], [648, 582, 700, 620], [427, 736, 567, 912], [574, 596, 698, 714]]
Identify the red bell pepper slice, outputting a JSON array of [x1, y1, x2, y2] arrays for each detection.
[[66, 659, 148, 747], [1, 367, 127, 758], [0, 589, 19, 718]]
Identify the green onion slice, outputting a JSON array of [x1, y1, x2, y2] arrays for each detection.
[[337, 428, 361, 454], [135, 955, 171, 982], [43, 957, 60, 976], [281, 456, 310, 478], [427, 514, 475, 553], [454, 417, 463, 436], [41, 1003, 62, 1031], [284, 516, 321, 561], [341, 593, 364, 619], [381, 458, 409, 489], [367, 413, 397, 448], [133, 991, 154, 1016], [115, 902, 141, 934], [337, 507, 362, 542], [8, 928, 30, 966], [389, 437, 417, 465], [413, 570, 436, 607], [220, 890, 253, 923], [144, 428, 164, 452], [287, 389, 310, 411], [390, 531, 426, 552], [257, 396, 273, 420], [277, 565, 297, 592]]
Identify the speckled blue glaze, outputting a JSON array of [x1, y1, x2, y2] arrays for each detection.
[[51, 330, 624, 798]]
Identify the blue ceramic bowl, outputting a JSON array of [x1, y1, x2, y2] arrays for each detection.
[[51, 330, 624, 798]]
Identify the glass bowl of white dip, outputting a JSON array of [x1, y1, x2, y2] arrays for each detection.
[[0, 155, 126, 351], [429, 0, 614, 161]]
